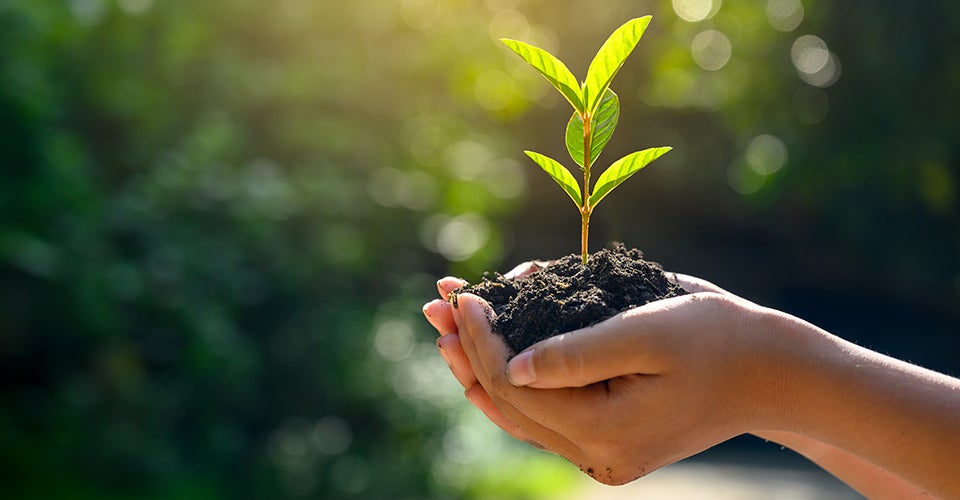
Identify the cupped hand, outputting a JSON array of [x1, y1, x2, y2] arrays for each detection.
[[453, 288, 788, 485], [423, 265, 789, 484]]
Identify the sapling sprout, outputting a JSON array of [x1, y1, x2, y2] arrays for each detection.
[[501, 16, 671, 264]]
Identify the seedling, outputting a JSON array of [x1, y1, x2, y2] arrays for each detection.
[[501, 16, 671, 264]]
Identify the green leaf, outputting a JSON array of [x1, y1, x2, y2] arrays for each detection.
[[501, 38, 584, 113], [589, 146, 671, 208], [565, 88, 620, 169], [582, 16, 651, 117], [524, 150, 583, 207]]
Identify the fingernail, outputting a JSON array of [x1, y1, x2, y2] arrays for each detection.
[[506, 349, 536, 386]]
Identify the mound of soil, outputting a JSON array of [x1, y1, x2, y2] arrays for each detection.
[[456, 244, 688, 353]]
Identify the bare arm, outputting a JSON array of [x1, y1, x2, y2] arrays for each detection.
[[759, 317, 960, 497], [669, 275, 939, 498], [758, 430, 932, 499], [423, 274, 960, 496]]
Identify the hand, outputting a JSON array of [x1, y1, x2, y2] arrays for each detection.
[[425, 265, 786, 484], [454, 288, 786, 484]]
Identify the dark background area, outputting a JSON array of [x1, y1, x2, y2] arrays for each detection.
[[1, 0, 957, 497]]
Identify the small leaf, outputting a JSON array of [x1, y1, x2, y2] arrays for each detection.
[[582, 16, 651, 117], [501, 38, 584, 113], [565, 88, 620, 169], [589, 147, 671, 208], [524, 150, 583, 207]]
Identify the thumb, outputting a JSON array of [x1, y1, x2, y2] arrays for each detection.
[[505, 309, 669, 389]]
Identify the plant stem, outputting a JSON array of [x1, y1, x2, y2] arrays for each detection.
[[581, 210, 590, 265], [581, 111, 593, 265]]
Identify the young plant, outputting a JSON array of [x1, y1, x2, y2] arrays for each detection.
[[501, 16, 671, 264]]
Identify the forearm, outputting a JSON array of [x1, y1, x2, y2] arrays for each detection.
[[757, 430, 930, 498], [762, 313, 960, 497]]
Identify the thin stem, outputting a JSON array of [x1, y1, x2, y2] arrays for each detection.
[[580, 111, 593, 265], [581, 210, 590, 265]]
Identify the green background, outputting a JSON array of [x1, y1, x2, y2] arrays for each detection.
[[2, 0, 957, 497]]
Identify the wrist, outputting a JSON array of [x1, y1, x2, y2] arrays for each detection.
[[741, 306, 842, 435]]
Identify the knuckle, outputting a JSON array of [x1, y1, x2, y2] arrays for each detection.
[[696, 292, 743, 318]]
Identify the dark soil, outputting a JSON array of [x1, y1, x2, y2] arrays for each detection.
[[455, 244, 688, 354]]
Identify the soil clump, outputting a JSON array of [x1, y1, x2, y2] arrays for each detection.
[[457, 244, 687, 353]]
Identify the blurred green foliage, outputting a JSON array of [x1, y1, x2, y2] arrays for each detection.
[[1, 0, 957, 498]]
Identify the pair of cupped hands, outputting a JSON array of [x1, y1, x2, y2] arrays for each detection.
[[422, 263, 792, 485]]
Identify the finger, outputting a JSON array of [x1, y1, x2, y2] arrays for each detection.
[[436, 306, 571, 450], [455, 293, 598, 432], [437, 334, 478, 389], [423, 299, 458, 336], [464, 383, 532, 443], [505, 295, 698, 389], [455, 294, 592, 463], [452, 293, 515, 385], [437, 277, 467, 301], [464, 383, 585, 460], [668, 273, 730, 295]]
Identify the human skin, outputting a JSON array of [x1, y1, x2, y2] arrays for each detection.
[[422, 272, 957, 498]]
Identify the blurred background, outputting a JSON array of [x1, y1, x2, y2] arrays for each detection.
[[1, 0, 957, 497]]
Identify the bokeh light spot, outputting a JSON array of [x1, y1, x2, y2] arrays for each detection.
[[766, 0, 804, 32], [672, 0, 722, 23], [800, 52, 841, 87], [311, 416, 353, 456], [488, 9, 531, 41], [268, 419, 312, 468], [446, 140, 493, 181], [374, 319, 416, 362], [691, 30, 732, 71], [727, 158, 768, 195], [745, 134, 788, 175], [792, 35, 841, 87], [437, 214, 490, 262], [421, 213, 490, 261], [791, 35, 829, 73], [367, 167, 437, 210]]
